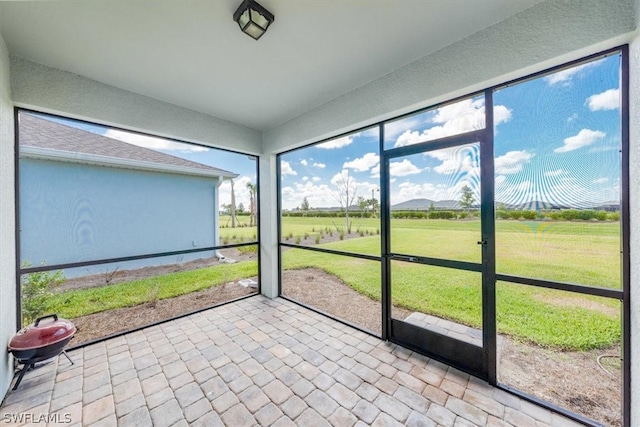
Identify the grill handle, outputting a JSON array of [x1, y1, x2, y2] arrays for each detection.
[[34, 314, 59, 327]]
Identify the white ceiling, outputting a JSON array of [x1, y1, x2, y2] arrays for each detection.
[[0, 0, 541, 131]]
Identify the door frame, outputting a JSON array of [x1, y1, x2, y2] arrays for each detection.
[[380, 93, 496, 380]]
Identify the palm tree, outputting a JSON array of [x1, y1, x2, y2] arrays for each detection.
[[246, 181, 257, 227]]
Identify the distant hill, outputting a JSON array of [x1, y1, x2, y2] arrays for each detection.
[[512, 201, 556, 210], [391, 198, 461, 210]]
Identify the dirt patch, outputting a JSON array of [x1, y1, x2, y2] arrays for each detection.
[[70, 280, 257, 345], [499, 339, 621, 426], [281, 268, 412, 334], [533, 294, 619, 317]]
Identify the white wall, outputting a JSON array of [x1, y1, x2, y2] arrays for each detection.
[[0, 31, 15, 403], [10, 57, 262, 155]]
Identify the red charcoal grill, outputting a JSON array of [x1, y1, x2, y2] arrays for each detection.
[[8, 314, 75, 390]]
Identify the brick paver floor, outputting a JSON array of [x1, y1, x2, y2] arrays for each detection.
[[0, 296, 584, 426]]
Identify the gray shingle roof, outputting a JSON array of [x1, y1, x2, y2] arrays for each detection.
[[19, 113, 237, 178]]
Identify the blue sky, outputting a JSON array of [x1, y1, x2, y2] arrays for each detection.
[[280, 53, 621, 210]]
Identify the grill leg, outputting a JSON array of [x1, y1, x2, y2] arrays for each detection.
[[60, 350, 74, 365], [11, 363, 34, 391]]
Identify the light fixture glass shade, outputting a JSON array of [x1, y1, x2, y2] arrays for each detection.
[[233, 0, 274, 40], [244, 22, 265, 40], [238, 10, 250, 28]]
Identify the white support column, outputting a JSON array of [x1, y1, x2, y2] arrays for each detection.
[[629, 29, 640, 427], [0, 32, 16, 402], [258, 153, 279, 299]]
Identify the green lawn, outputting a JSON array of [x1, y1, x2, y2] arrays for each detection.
[[281, 216, 621, 351], [41, 260, 258, 319]]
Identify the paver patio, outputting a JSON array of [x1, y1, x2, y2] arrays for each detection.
[[0, 296, 584, 426]]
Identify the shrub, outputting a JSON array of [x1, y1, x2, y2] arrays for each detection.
[[21, 262, 66, 326], [339, 230, 344, 240], [496, 209, 510, 220], [427, 210, 456, 219], [315, 235, 321, 244], [295, 236, 301, 244], [521, 210, 537, 220], [608, 212, 620, 221]]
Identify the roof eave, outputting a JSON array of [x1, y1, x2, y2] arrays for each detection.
[[20, 146, 239, 179]]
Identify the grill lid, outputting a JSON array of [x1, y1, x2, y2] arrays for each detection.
[[8, 314, 76, 352]]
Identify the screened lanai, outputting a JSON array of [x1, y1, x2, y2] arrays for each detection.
[[0, 1, 639, 426]]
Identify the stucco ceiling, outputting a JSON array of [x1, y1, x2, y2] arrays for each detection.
[[0, 1, 541, 131]]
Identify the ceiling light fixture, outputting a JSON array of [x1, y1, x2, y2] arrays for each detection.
[[233, 0, 274, 40]]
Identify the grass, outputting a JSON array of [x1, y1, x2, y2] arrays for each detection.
[[281, 217, 622, 351], [42, 260, 257, 319]]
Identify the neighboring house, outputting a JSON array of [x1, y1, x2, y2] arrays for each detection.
[[18, 113, 238, 276]]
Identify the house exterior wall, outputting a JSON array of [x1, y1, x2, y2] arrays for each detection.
[[19, 158, 218, 274], [0, 30, 15, 403]]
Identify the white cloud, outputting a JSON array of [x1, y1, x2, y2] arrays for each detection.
[[302, 176, 309, 181], [567, 113, 579, 122], [545, 169, 565, 177], [494, 150, 534, 174], [330, 170, 351, 186], [586, 88, 619, 111], [312, 177, 321, 182], [555, 129, 606, 153], [300, 159, 308, 166], [544, 62, 597, 86], [343, 153, 380, 172], [426, 145, 479, 175], [495, 175, 506, 185], [370, 164, 380, 178], [394, 99, 511, 148], [313, 162, 326, 168], [104, 129, 208, 152], [431, 98, 484, 124], [317, 136, 353, 149], [389, 159, 421, 177], [280, 160, 297, 175], [493, 105, 512, 126], [281, 180, 334, 210], [593, 177, 609, 184]]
